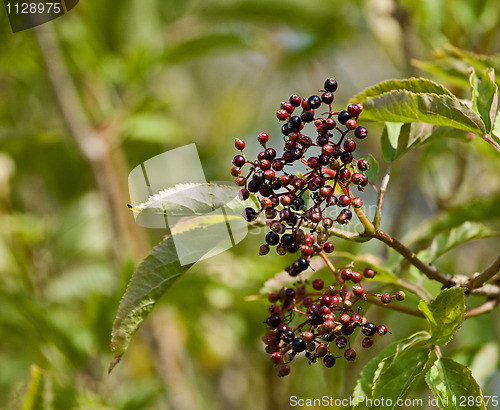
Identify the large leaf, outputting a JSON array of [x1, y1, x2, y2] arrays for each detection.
[[352, 78, 455, 101], [370, 346, 431, 409], [470, 68, 498, 134], [417, 288, 465, 346], [425, 221, 497, 263], [353, 331, 431, 407], [130, 183, 240, 216], [109, 236, 194, 372], [380, 122, 403, 162], [426, 358, 487, 410], [351, 79, 485, 136]]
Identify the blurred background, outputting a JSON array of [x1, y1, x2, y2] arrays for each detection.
[[0, 0, 499, 409]]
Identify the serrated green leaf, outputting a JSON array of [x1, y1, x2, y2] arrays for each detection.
[[426, 358, 487, 410], [381, 122, 403, 162], [470, 68, 498, 134], [370, 346, 431, 409], [352, 78, 455, 101], [354, 89, 485, 136], [364, 154, 379, 182], [418, 288, 465, 346], [109, 236, 194, 372], [131, 183, 240, 216], [353, 331, 431, 407], [20, 365, 47, 410], [426, 221, 497, 263]]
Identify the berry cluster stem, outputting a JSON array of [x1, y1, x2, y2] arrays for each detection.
[[467, 255, 500, 290], [373, 163, 392, 231]]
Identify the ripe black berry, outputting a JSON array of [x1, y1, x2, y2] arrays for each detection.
[[289, 115, 302, 129], [307, 95, 321, 109], [344, 348, 356, 361], [265, 231, 280, 246], [281, 329, 295, 342], [266, 314, 281, 327], [362, 322, 377, 336], [323, 355, 336, 368], [289, 94, 301, 107], [324, 78, 338, 92], [362, 337, 373, 348], [355, 126, 368, 139], [291, 337, 307, 352], [278, 364, 290, 377], [338, 110, 351, 125], [243, 207, 258, 221], [296, 258, 309, 271], [290, 196, 305, 211], [321, 91, 334, 104]]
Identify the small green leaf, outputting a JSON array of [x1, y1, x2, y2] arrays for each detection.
[[353, 87, 485, 136], [364, 154, 379, 182], [370, 346, 431, 409], [426, 221, 497, 263], [109, 236, 194, 372], [353, 331, 431, 407], [418, 288, 465, 346], [20, 365, 47, 410], [470, 68, 498, 134], [381, 122, 403, 162], [426, 358, 487, 410]]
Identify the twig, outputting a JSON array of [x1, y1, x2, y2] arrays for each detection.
[[319, 252, 341, 284], [364, 296, 424, 318], [468, 255, 500, 290], [374, 230, 450, 284], [34, 26, 148, 261], [465, 298, 499, 318], [341, 185, 375, 236], [373, 163, 392, 230]]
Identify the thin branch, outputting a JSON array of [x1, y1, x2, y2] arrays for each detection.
[[468, 255, 500, 290], [341, 185, 375, 236], [465, 298, 499, 318], [482, 135, 500, 154], [364, 296, 425, 318], [34, 26, 149, 261], [319, 252, 341, 284], [374, 230, 450, 284], [373, 163, 392, 230]]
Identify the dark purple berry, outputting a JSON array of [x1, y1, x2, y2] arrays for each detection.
[[278, 364, 290, 377], [338, 110, 351, 125], [232, 155, 245, 167], [362, 337, 374, 348], [336, 336, 347, 349], [266, 231, 280, 246], [289, 94, 301, 107], [323, 355, 336, 368], [291, 337, 307, 352], [281, 329, 295, 342], [296, 258, 309, 271], [266, 314, 281, 327], [362, 322, 377, 336], [321, 91, 334, 104], [289, 115, 302, 129], [243, 207, 258, 221], [324, 78, 338, 92], [301, 110, 315, 123], [344, 348, 356, 361], [354, 126, 368, 139], [307, 95, 321, 109]]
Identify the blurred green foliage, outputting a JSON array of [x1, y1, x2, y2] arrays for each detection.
[[0, 0, 499, 409]]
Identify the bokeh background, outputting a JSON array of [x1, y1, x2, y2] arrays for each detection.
[[1, 1, 499, 409]]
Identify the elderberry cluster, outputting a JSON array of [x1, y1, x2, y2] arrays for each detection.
[[230, 78, 406, 376], [262, 271, 405, 377]]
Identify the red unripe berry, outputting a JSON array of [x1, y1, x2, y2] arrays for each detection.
[[310, 211, 322, 223], [377, 324, 389, 335], [304, 233, 315, 246], [396, 291, 406, 301], [257, 132, 269, 144], [353, 285, 365, 297], [338, 194, 351, 207], [319, 186, 333, 198], [301, 245, 312, 256], [232, 155, 245, 167], [355, 126, 368, 139], [323, 242, 334, 253], [343, 139, 356, 152], [362, 337, 374, 348], [363, 268, 376, 279], [347, 103, 362, 118], [344, 348, 357, 361], [381, 293, 392, 304], [301, 331, 315, 343], [234, 138, 245, 150], [281, 101, 294, 114], [320, 295, 332, 306], [307, 156, 319, 168], [321, 91, 334, 104], [259, 244, 270, 255], [351, 271, 362, 283], [289, 94, 301, 107], [264, 169, 275, 180], [338, 168, 351, 182], [270, 352, 283, 364], [239, 188, 249, 200], [318, 306, 331, 316], [278, 364, 290, 377], [352, 197, 363, 208], [231, 166, 241, 177], [312, 279, 324, 290], [235, 176, 246, 186], [341, 269, 352, 281], [345, 118, 357, 130], [339, 314, 351, 325], [276, 109, 289, 121]]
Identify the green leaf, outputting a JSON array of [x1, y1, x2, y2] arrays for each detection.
[[364, 154, 379, 182], [426, 358, 487, 410], [109, 236, 194, 372], [20, 365, 47, 410], [130, 183, 240, 216], [353, 331, 431, 407], [381, 122, 403, 162], [370, 346, 431, 409], [417, 288, 465, 346], [470, 68, 498, 134], [352, 78, 455, 101], [425, 221, 497, 263], [352, 84, 485, 136]]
